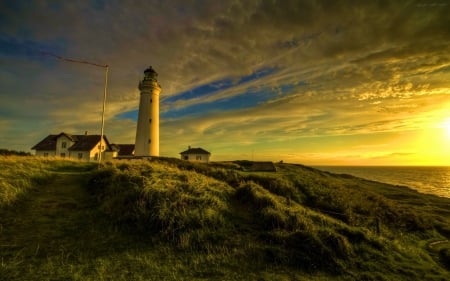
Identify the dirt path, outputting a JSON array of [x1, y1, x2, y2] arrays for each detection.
[[0, 172, 104, 260], [0, 169, 153, 280]]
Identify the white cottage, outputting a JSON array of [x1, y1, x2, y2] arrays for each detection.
[[32, 132, 115, 161], [180, 146, 211, 163]]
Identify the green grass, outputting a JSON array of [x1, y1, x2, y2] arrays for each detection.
[[1, 156, 449, 280]]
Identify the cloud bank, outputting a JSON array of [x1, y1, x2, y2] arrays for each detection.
[[0, 0, 449, 164]]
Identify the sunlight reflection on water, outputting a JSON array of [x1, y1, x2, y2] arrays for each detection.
[[314, 166, 450, 198]]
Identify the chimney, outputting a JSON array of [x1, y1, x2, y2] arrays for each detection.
[[85, 131, 88, 136], [188, 145, 191, 149]]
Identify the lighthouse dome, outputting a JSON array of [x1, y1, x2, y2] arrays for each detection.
[[143, 66, 158, 80]]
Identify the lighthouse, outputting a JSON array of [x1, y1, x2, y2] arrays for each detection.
[[134, 66, 161, 157]]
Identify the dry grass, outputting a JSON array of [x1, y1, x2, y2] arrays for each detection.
[[1, 156, 449, 280]]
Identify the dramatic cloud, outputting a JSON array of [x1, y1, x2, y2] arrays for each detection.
[[0, 0, 449, 164]]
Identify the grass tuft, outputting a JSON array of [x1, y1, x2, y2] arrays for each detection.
[[88, 161, 234, 250]]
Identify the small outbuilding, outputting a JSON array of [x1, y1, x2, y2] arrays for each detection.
[[249, 161, 277, 172], [111, 144, 135, 158], [180, 146, 211, 163]]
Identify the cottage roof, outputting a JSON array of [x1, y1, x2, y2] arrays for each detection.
[[69, 135, 108, 151], [56, 132, 76, 141], [31, 134, 58, 150], [116, 144, 135, 156], [179, 147, 211, 155], [32, 133, 112, 151]]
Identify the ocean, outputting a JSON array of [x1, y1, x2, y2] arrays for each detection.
[[314, 166, 450, 199]]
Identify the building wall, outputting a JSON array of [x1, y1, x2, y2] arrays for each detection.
[[103, 150, 117, 161], [69, 151, 90, 161], [67, 147, 113, 162], [181, 153, 210, 163], [135, 78, 161, 157], [36, 150, 94, 161], [35, 150, 56, 157], [149, 88, 160, 156], [88, 140, 107, 161], [55, 135, 75, 158]]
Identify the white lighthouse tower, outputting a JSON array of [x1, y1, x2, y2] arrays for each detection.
[[134, 66, 161, 157]]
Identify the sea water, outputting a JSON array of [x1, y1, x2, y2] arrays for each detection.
[[314, 166, 450, 199]]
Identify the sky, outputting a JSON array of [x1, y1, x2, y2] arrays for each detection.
[[0, 0, 449, 165]]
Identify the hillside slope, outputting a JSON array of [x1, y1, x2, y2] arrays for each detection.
[[1, 156, 449, 280]]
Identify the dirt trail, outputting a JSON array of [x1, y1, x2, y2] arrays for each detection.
[[0, 172, 102, 259]]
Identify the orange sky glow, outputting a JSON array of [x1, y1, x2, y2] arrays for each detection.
[[0, 1, 449, 166]]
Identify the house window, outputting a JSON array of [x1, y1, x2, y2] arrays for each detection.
[[196, 155, 202, 161], [60, 153, 66, 158], [78, 153, 83, 159], [62, 142, 67, 148], [44, 152, 48, 157], [184, 155, 188, 160]]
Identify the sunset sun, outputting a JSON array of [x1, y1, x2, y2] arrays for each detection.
[[443, 118, 450, 139]]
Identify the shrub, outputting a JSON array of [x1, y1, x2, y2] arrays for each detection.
[[278, 230, 349, 273], [87, 167, 118, 198], [235, 182, 314, 231], [440, 247, 450, 270], [0, 157, 54, 206], [235, 181, 279, 210], [0, 149, 31, 156], [88, 161, 234, 249], [242, 174, 303, 203], [288, 172, 431, 232]]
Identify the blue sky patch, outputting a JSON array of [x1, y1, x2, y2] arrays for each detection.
[[91, 0, 106, 10], [115, 110, 138, 120], [165, 67, 278, 103], [161, 91, 272, 119], [164, 78, 234, 103], [116, 81, 297, 121], [0, 34, 66, 61], [237, 67, 278, 84]]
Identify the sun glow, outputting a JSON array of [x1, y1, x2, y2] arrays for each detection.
[[437, 117, 450, 140], [445, 118, 450, 139], [404, 116, 450, 166]]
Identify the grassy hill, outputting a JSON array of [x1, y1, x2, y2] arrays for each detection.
[[1, 156, 449, 280]]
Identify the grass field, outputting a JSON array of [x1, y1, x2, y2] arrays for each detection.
[[1, 156, 449, 280]]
